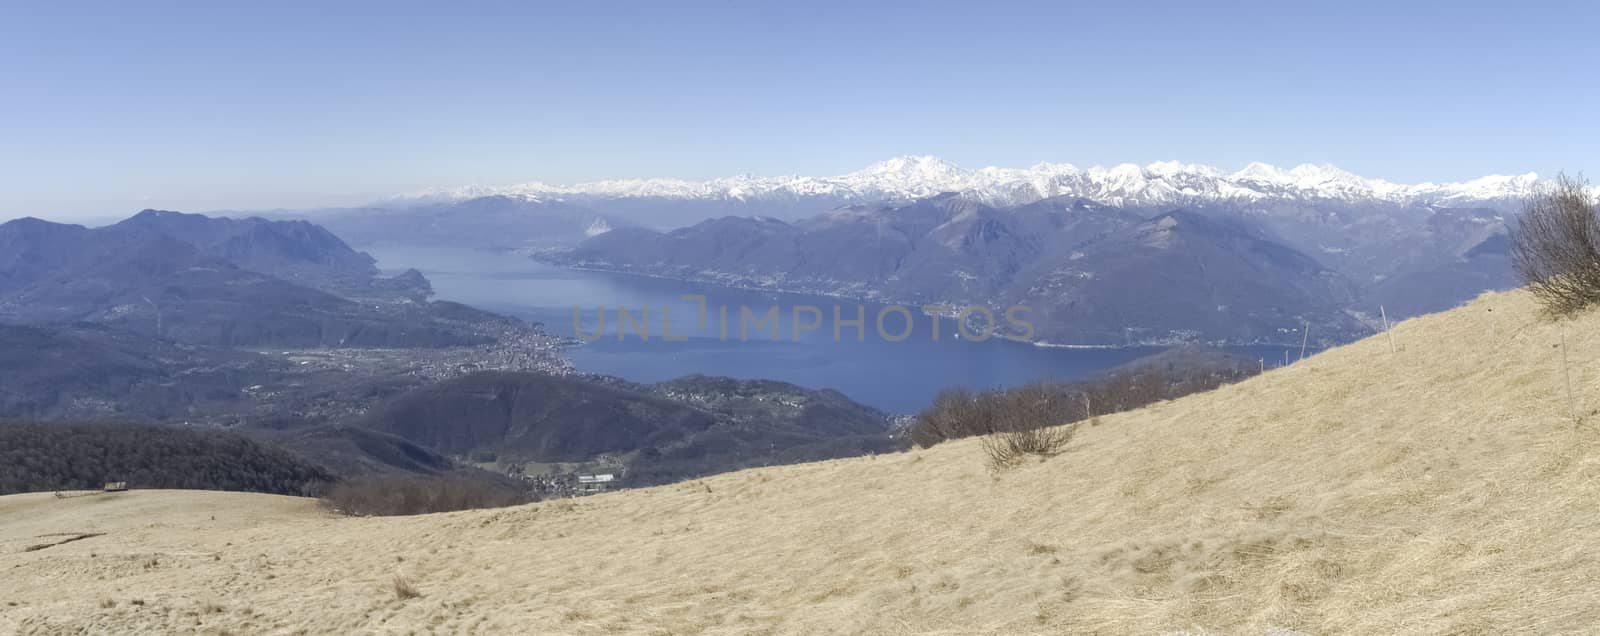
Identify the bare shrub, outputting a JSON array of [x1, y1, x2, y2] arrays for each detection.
[[909, 383, 1074, 448], [1083, 367, 1168, 415], [1025, 542, 1059, 555], [392, 575, 422, 600], [980, 381, 1080, 469], [907, 387, 991, 447], [981, 425, 1076, 469], [908, 358, 1252, 449], [991, 382, 1079, 438], [323, 473, 529, 517], [1512, 174, 1600, 316]]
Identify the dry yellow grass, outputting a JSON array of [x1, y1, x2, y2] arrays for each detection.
[[5, 289, 1600, 634]]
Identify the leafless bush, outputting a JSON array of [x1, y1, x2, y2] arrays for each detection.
[[392, 575, 422, 600], [991, 382, 1081, 432], [981, 424, 1077, 469], [907, 387, 993, 447], [323, 473, 529, 517], [1082, 367, 1166, 414], [979, 381, 1078, 468], [907, 360, 1249, 449], [1512, 174, 1600, 316]]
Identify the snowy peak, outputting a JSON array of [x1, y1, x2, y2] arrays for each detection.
[[846, 155, 969, 190], [1417, 172, 1541, 204], [851, 155, 965, 178], [394, 157, 1547, 209]]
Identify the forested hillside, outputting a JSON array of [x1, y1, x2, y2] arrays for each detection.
[[0, 422, 332, 496]]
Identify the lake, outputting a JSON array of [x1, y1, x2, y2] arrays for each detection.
[[366, 245, 1288, 413]]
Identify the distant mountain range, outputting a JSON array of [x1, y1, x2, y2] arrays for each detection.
[[0, 210, 508, 348], [262, 155, 1529, 346], [299, 196, 638, 249], [542, 188, 1515, 345], [113, 209, 380, 280], [397, 155, 1543, 211], [291, 156, 1552, 248]]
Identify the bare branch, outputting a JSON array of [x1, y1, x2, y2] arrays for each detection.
[[1512, 174, 1600, 316]]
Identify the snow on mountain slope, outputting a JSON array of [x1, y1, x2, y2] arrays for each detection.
[[397, 156, 1545, 209]]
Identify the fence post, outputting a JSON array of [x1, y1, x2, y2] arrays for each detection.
[[1381, 306, 1395, 353], [1299, 321, 1310, 361], [1563, 328, 1576, 421]]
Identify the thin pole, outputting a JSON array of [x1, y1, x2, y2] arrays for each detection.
[[1563, 328, 1575, 421], [1381, 306, 1395, 353], [1299, 321, 1310, 361]]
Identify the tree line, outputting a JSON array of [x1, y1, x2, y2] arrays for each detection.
[[0, 421, 333, 496]]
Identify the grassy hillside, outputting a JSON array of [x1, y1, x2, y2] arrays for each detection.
[[5, 290, 1600, 633]]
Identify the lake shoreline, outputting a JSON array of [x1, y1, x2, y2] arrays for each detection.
[[369, 245, 1296, 413], [535, 258, 1307, 350]]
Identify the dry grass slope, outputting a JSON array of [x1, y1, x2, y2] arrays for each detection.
[[5, 290, 1600, 634]]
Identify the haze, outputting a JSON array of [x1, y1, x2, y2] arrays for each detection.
[[4, 0, 1598, 221]]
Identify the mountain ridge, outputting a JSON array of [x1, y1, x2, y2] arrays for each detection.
[[545, 196, 1374, 346], [0, 212, 510, 348], [395, 155, 1548, 210]]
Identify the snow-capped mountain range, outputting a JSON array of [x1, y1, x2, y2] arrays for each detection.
[[397, 155, 1542, 209], [322, 155, 1559, 345]]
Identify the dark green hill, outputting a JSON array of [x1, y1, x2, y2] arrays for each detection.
[[0, 323, 271, 420], [361, 371, 718, 460], [269, 425, 459, 476], [361, 371, 896, 486], [0, 421, 333, 496]]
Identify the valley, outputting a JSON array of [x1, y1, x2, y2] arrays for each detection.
[[6, 290, 1596, 633], [0, 212, 906, 494], [5, 6, 1593, 632], [0, 187, 1513, 502]]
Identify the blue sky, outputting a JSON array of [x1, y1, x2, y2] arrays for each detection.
[[3, 0, 1597, 220]]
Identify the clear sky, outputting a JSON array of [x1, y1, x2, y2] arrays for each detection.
[[3, 0, 1597, 221]]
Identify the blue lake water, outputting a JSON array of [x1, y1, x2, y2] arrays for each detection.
[[367, 245, 1289, 413]]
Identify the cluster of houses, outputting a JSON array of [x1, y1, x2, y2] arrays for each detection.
[[505, 466, 623, 498]]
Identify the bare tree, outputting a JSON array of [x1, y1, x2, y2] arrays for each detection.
[[908, 387, 988, 447], [1512, 174, 1600, 315]]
